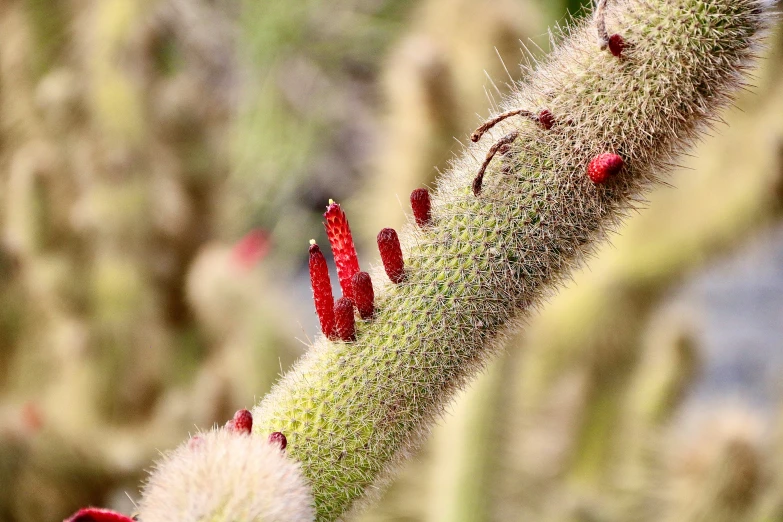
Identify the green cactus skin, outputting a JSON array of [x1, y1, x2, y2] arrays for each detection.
[[248, 1, 766, 519]]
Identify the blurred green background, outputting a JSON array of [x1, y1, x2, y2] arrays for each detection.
[[1, 0, 783, 521]]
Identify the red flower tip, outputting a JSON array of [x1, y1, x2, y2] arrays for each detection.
[[228, 409, 253, 435], [351, 271, 375, 320], [232, 229, 270, 270], [410, 188, 432, 227], [268, 431, 288, 450], [65, 507, 134, 522], [309, 239, 336, 339], [323, 200, 360, 300], [587, 153, 624, 184], [608, 34, 625, 57], [377, 228, 405, 284], [334, 297, 356, 342], [538, 109, 555, 130]]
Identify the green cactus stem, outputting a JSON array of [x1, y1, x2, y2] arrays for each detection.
[[139, 0, 766, 520]]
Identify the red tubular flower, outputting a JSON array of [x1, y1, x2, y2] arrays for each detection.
[[351, 272, 375, 320], [334, 297, 356, 342], [377, 228, 405, 284], [410, 188, 432, 227], [309, 240, 336, 339], [268, 431, 288, 450], [323, 200, 360, 300], [228, 409, 253, 435], [65, 508, 135, 522]]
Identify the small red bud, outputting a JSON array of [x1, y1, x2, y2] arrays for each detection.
[[309, 240, 336, 338], [65, 508, 135, 522], [410, 188, 432, 227], [323, 200, 360, 300], [268, 431, 288, 450], [228, 409, 253, 435], [351, 272, 375, 320], [587, 153, 624, 184], [334, 297, 356, 342], [538, 109, 555, 130], [377, 228, 405, 284], [608, 34, 625, 57]]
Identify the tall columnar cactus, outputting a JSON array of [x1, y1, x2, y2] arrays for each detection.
[[136, 0, 766, 520]]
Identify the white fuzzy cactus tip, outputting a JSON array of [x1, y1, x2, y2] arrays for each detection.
[[138, 429, 315, 522]]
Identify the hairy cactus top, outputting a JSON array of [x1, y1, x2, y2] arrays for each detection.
[[137, 0, 766, 520]]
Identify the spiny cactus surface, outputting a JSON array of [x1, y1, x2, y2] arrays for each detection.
[[139, 0, 766, 520]]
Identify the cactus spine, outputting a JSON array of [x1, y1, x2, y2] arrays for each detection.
[[139, 0, 766, 520]]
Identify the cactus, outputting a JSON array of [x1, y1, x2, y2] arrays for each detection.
[[133, 0, 767, 519]]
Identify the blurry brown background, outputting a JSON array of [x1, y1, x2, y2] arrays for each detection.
[[1, 0, 783, 521]]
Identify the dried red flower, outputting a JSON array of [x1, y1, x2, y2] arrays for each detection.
[[323, 200, 360, 300], [334, 297, 356, 342], [587, 153, 624, 184], [608, 34, 625, 57], [410, 188, 432, 227], [268, 431, 288, 450], [377, 228, 405, 284], [538, 109, 555, 130], [309, 240, 336, 338], [351, 272, 375, 320]]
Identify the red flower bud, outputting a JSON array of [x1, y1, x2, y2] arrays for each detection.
[[351, 272, 375, 320], [309, 240, 336, 338], [377, 228, 405, 284], [587, 153, 624, 184], [334, 297, 356, 342], [410, 188, 432, 227], [323, 200, 360, 300], [268, 431, 288, 450], [228, 409, 253, 435], [65, 508, 134, 522]]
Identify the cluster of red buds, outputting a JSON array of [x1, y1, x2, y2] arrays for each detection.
[[222, 408, 287, 450], [310, 190, 431, 342]]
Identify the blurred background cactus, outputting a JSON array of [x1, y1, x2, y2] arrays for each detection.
[[1, 0, 782, 521]]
